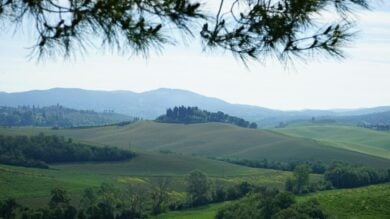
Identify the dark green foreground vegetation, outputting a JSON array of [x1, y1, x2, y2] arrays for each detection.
[[0, 134, 135, 168]]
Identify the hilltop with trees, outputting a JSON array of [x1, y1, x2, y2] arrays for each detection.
[[156, 106, 257, 128]]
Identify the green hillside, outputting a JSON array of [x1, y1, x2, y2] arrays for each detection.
[[153, 183, 390, 219], [0, 153, 292, 204], [274, 124, 390, 159], [1, 121, 389, 168], [299, 183, 390, 218]]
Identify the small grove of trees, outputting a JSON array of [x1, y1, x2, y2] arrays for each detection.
[[215, 188, 327, 219], [285, 163, 390, 192], [324, 162, 390, 188], [167, 170, 253, 210], [156, 106, 257, 129], [0, 133, 135, 168], [284, 164, 332, 194]]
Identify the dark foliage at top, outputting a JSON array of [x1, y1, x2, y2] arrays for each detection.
[[0, 0, 369, 62], [0, 105, 132, 128], [0, 133, 135, 168], [156, 106, 257, 128]]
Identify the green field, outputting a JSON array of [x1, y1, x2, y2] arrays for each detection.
[[151, 184, 390, 219], [152, 202, 230, 219], [1, 122, 390, 217], [299, 183, 390, 219], [0, 152, 295, 207], [275, 123, 390, 159], [1, 121, 389, 168]]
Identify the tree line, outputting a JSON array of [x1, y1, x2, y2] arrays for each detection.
[[218, 158, 327, 174], [220, 157, 390, 190], [358, 123, 390, 131], [324, 162, 390, 188], [0, 133, 135, 168], [0, 105, 131, 128], [156, 106, 257, 129], [2, 167, 385, 219]]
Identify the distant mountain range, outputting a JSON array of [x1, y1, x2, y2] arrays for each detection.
[[0, 88, 389, 127]]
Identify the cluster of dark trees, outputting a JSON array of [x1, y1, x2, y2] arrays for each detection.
[[156, 106, 257, 129], [0, 105, 131, 128], [218, 158, 327, 174], [0, 134, 135, 168], [358, 123, 390, 131], [216, 188, 327, 219], [179, 170, 252, 208], [285, 165, 332, 195], [324, 162, 390, 188], [284, 163, 390, 193]]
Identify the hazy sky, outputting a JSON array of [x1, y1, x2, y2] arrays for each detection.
[[0, 1, 389, 110]]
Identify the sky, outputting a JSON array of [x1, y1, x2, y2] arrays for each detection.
[[0, 1, 389, 110]]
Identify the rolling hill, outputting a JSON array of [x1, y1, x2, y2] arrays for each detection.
[[154, 183, 390, 219], [0, 152, 292, 205], [1, 121, 389, 168], [274, 123, 390, 159], [2, 88, 389, 127]]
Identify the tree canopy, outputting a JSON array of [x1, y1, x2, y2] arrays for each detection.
[[156, 106, 257, 128], [0, 0, 369, 62]]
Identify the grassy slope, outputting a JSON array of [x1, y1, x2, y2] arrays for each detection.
[[152, 202, 229, 219], [1, 121, 388, 167], [274, 123, 390, 159], [152, 184, 390, 219], [299, 183, 390, 219], [0, 152, 292, 205]]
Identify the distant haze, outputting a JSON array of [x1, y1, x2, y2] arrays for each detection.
[[1, 88, 389, 127]]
